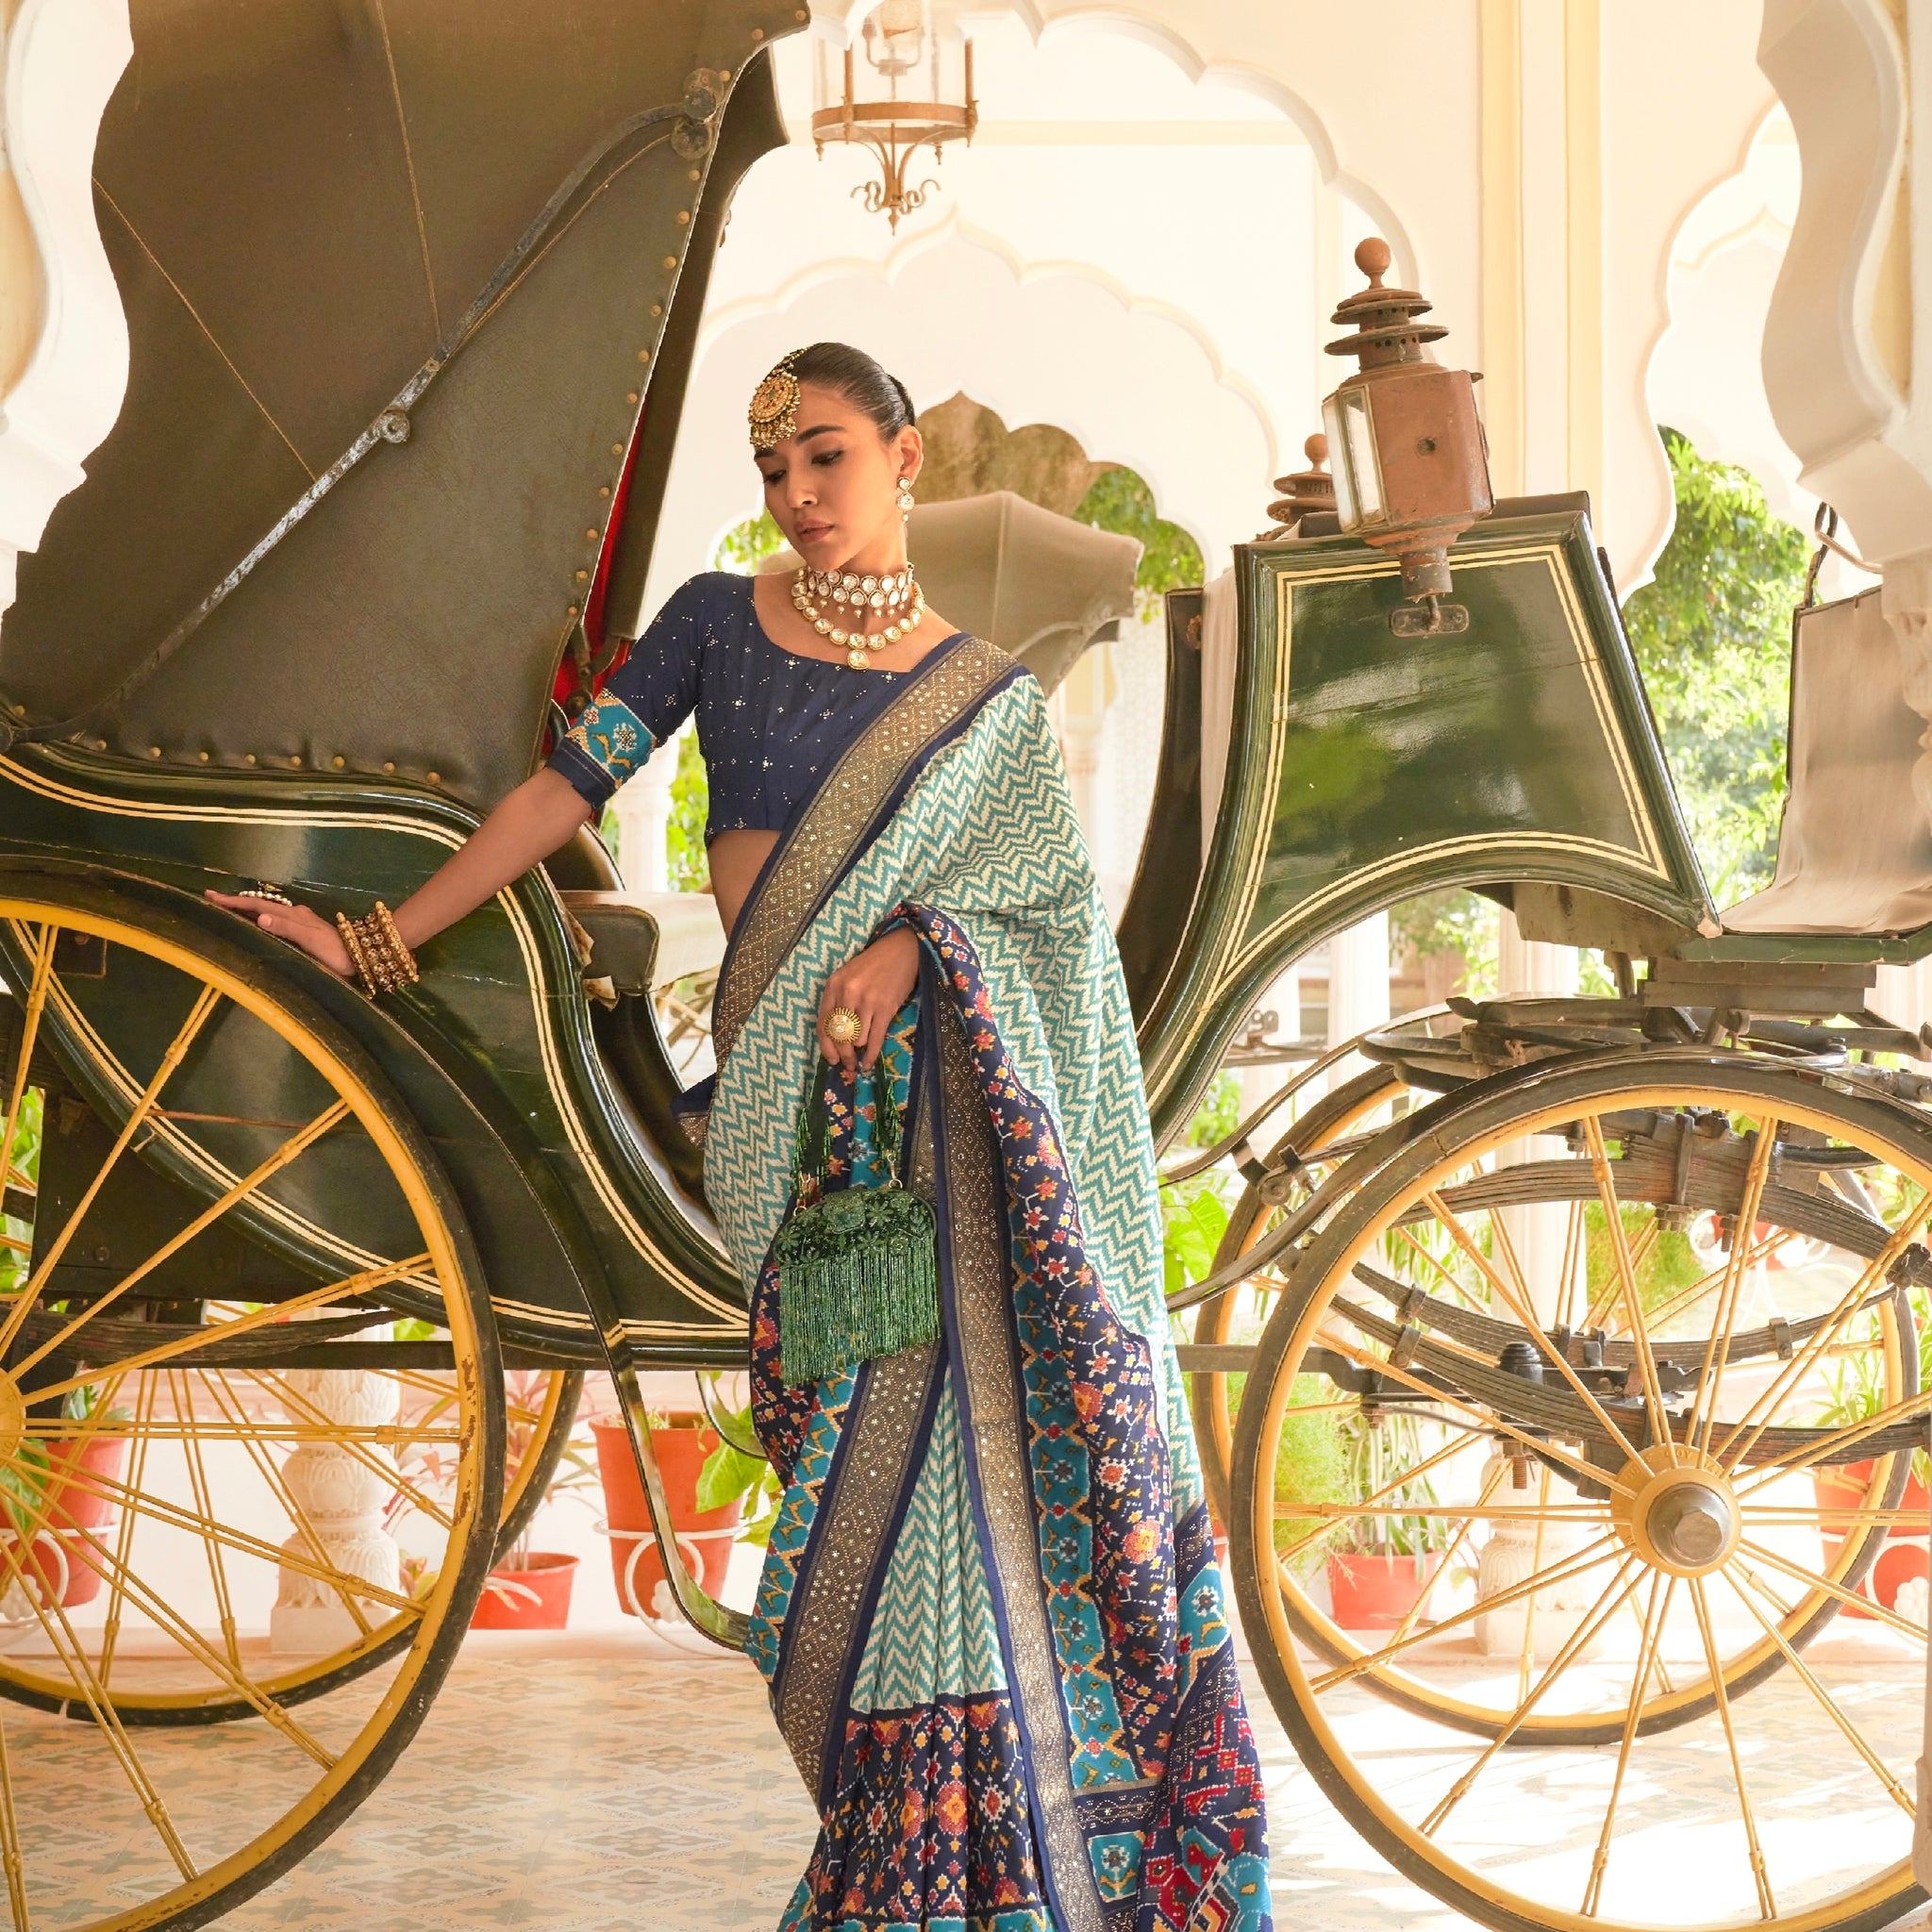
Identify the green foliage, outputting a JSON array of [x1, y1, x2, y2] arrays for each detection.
[[1, 1089, 40, 1299], [666, 731, 711, 894], [1185, 1071, 1241, 1150], [1581, 1202, 1702, 1320], [1390, 889, 1500, 1000], [1270, 1392, 1451, 1569], [1622, 428, 1810, 902], [1074, 468, 1205, 616], [693, 1382, 782, 1546], [1161, 1174, 1233, 1300], [714, 508, 786, 576], [1272, 1377, 1351, 1573]]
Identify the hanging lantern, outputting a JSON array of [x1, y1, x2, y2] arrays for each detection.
[[1321, 237, 1493, 636], [811, 2, 977, 232]]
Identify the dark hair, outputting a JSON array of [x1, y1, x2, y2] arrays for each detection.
[[791, 341, 916, 438]]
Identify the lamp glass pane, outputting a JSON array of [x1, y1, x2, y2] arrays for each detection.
[[1322, 394, 1358, 529], [1341, 389, 1386, 525]]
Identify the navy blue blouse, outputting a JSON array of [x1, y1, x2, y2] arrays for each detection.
[[548, 573, 960, 843]]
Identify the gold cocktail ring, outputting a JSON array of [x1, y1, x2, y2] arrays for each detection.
[[826, 1006, 863, 1045]]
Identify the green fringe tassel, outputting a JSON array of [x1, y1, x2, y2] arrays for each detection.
[[775, 1186, 940, 1386]]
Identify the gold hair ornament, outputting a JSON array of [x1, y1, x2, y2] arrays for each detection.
[[748, 349, 805, 448]]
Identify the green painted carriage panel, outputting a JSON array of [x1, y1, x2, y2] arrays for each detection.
[[0, 747, 746, 1358], [1138, 504, 1715, 1139]]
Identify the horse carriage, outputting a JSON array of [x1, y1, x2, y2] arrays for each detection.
[[0, 3, 1927, 1929]]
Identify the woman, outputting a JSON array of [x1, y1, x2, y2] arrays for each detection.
[[210, 341, 1271, 1932]]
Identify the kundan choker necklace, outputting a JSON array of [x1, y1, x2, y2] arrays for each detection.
[[791, 563, 925, 669]]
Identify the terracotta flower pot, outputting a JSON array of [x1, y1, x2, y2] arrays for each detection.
[[1812, 1459, 1930, 1619], [470, 1552, 578, 1630], [25, 1436, 128, 1607], [1327, 1550, 1441, 1630], [591, 1414, 743, 1619]]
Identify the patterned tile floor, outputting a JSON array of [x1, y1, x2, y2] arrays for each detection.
[[8, 1621, 1932, 1930]]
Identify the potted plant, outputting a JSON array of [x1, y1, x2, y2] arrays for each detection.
[[1812, 1343, 1929, 1617], [471, 1400, 599, 1632], [1324, 1407, 1452, 1630], [590, 1390, 757, 1618], [1, 1386, 131, 1608]]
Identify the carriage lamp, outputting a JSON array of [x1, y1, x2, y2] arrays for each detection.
[[1321, 238, 1493, 636], [811, 2, 977, 232]]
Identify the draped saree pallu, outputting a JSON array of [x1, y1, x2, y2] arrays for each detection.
[[698, 630, 1271, 1932]]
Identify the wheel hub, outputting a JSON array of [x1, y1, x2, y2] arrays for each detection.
[[1611, 1443, 1740, 1576]]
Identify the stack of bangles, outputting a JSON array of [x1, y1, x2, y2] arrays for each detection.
[[334, 902, 420, 997]]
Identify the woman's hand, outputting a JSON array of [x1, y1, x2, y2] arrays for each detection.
[[817, 924, 921, 1074], [205, 891, 355, 979]]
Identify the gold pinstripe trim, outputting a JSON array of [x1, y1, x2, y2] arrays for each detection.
[[0, 753, 742, 1324]]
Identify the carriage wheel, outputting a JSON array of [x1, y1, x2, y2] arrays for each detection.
[[0, 1363, 575, 1722], [1231, 1050, 1932, 1932], [1189, 1064, 1408, 1535], [0, 890, 503, 1930]]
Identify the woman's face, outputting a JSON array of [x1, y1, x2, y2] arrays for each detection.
[[755, 381, 920, 573]]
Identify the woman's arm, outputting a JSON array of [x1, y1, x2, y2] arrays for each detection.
[[207, 767, 591, 977]]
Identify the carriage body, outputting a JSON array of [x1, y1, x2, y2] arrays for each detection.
[[4, 3, 1932, 1928]]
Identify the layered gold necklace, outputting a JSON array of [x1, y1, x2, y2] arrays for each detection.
[[791, 563, 924, 671]]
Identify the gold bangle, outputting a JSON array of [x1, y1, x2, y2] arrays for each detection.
[[371, 903, 420, 988], [335, 912, 378, 997]]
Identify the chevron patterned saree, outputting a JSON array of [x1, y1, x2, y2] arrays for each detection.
[[704, 635, 1271, 1932]]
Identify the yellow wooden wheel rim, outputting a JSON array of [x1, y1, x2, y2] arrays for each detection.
[[0, 893, 501, 1930], [1236, 1062, 1930, 1932]]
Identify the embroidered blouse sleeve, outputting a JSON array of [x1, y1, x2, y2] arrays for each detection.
[[545, 575, 711, 808]]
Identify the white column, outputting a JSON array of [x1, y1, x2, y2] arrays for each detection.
[[270, 1362, 403, 1653], [611, 731, 681, 895], [1324, 913, 1391, 1050]]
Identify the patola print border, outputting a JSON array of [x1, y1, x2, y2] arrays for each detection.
[[929, 974, 1108, 1932]]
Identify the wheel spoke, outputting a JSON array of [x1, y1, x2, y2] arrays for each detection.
[[0, 984, 224, 1359], [1581, 1120, 1671, 1445], [10, 1099, 357, 1377], [22, 1247, 426, 1400], [1307, 1532, 1623, 1692], [1689, 1573, 1775, 1920], [1418, 1557, 1641, 1837], [0, 1530, 197, 1878], [98, 1372, 155, 1687], [169, 1371, 243, 1673], [1516, 1465, 1553, 1707], [41, 1515, 338, 1768], [1315, 1324, 1633, 1499], [1718, 1196, 1932, 1470], [1423, 1188, 1644, 1466], [1690, 1116, 1777, 1454], [248, 1366, 455, 1531], [1273, 1426, 1474, 1566], [1737, 1536, 1926, 1644], [1386, 1457, 1509, 1653], [1725, 1558, 1915, 1818], [198, 1369, 376, 1639], [1581, 1571, 1677, 1917], [49, 1455, 422, 1620], [0, 926, 55, 1251], [0, 1707, 28, 1932]]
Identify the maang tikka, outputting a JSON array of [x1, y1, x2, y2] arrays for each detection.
[[748, 349, 805, 448]]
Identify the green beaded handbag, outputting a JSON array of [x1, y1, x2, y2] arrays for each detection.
[[774, 1056, 940, 1386]]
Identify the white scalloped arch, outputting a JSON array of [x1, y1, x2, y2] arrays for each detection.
[[0, 0, 132, 624], [652, 216, 1274, 614]]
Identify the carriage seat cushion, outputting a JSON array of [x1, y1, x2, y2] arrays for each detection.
[[558, 890, 725, 996]]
